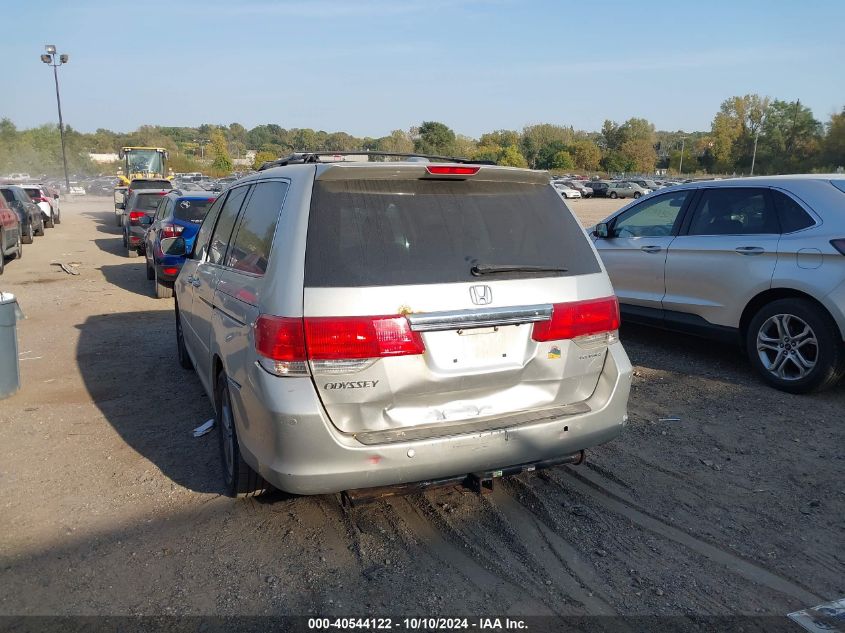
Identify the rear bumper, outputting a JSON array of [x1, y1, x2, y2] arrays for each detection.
[[232, 342, 632, 495], [155, 261, 182, 283], [127, 226, 146, 249]]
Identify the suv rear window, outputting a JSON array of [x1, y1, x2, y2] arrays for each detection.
[[133, 193, 164, 211], [305, 179, 601, 287], [174, 198, 214, 223]]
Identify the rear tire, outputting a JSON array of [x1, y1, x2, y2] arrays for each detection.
[[634, 192, 642, 199], [146, 260, 155, 280], [11, 232, 22, 260], [0, 230, 5, 275], [216, 371, 267, 497], [35, 218, 45, 237], [746, 298, 845, 393], [155, 269, 173, 299], [116, 213, 122, 227], [175, 303, 193, 370], [45, 213, 54, 229], [54, 209, 61, 224], [610, 191, 618, 199], [22, 223, 33, 245]]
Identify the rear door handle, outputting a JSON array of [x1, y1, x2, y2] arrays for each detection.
[[640, 245, 662, 253], [735, 246, 765, 255]]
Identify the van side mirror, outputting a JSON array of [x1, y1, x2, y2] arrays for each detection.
[[160, 236, 187, 256], [594, 222, 610, 238]]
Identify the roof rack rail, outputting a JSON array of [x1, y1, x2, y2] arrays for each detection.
[[257, 151, 496, 171]]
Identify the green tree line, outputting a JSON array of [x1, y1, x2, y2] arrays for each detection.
[[1, 94, 843, 178]]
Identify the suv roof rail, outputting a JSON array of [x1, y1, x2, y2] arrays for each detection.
[[257, 151, 496, 171]]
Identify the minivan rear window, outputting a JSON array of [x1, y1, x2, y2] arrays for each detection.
[[305, 179, 601, 287]]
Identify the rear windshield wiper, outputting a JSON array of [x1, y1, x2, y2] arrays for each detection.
[[471, 264, 568, 276]]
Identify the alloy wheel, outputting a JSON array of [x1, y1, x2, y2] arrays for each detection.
[[756, 313, 818, 381]]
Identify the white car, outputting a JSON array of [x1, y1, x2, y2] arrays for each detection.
[[552, 182, 582, 199]]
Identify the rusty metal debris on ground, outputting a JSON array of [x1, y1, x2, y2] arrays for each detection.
[[50, 261, 80, 275]]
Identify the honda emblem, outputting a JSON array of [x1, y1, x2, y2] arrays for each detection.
[[469, 285, 492, 306]]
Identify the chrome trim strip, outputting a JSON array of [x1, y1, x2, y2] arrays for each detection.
[[407, 304, 552, 332]]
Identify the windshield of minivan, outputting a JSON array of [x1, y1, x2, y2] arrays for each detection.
[[306, 179, 601, 287]]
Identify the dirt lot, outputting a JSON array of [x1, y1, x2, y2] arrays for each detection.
[[0, 196, 842, 618]]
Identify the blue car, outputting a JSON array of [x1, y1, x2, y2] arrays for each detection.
[[144, 191, 218, 298]]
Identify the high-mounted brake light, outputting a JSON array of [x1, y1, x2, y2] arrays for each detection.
[[425, 165, 480, 176], [532, 297, 620, 342]]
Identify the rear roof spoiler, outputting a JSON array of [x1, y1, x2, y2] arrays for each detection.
[[257, 151, 496, 171]]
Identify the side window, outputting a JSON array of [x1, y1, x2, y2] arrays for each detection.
[[155, 198, 168, 220], [688, 188, 779, 236], [771, 190, 814, 233], [612, 190, 690, 237], [207, 185, 252, 265], [193, 194, 227, 261], [225, 181, 289, 275]]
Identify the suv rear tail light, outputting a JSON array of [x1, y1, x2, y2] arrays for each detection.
[[161, 223, 184, 238], [128, 211, 146, 224], [831, 239, 845, 255], [425, 165, 480, 176], [532, 297, 620, 345], [254, 314, 424, 376]]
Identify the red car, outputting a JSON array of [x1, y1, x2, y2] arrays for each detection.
[[0, 194, 23, 275]]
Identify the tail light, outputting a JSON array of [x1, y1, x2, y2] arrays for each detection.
[[32, 196, 50, 203], [162, 267, 179, 276], [128, 211, 146, 225], [254, 315, 424, 376], [254, 316, 308, 376], [532, 297, 620, 346], [831, 239, 845, 255], [161, 223, 184, 238]]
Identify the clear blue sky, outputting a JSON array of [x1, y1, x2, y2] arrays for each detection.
[[1, 0, 843, 138]]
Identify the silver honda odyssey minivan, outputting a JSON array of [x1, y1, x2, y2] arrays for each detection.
[[169, 154, 632, 496]]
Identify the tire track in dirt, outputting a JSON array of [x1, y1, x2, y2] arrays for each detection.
[[555, 466, 825, 605], [388, 494, 555, 615], [490, 485, 618, 615]]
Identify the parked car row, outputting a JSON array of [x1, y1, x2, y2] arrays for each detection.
[[119, 188, 219, 299], [0, 183, 61, 274]]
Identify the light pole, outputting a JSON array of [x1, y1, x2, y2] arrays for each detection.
[[678, 137, 687, 176], [750, 128, 761, 176], [40, 45, 70, 193]]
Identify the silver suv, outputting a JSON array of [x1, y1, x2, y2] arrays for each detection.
[[168, 153, 632, 496], [592, 175, 845, 393]]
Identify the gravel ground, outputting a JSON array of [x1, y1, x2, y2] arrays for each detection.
[[0, 196, 842, 618]]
